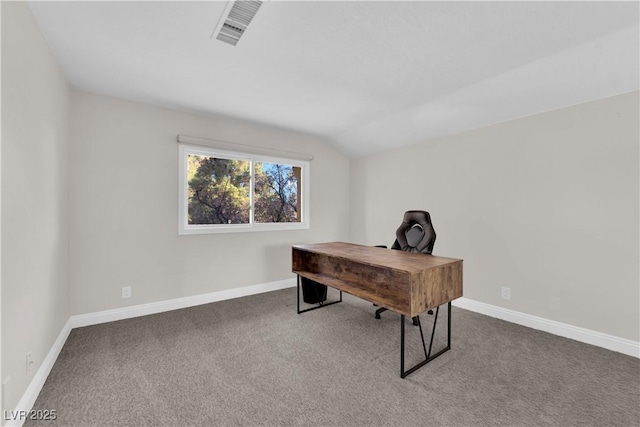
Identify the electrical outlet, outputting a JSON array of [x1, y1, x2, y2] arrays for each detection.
[[122, 286, 132, 299], [26, 352, 34, 375], [501, 287, 511, 300]]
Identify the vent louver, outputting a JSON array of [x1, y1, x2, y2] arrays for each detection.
[[215, 1, 263, 46]]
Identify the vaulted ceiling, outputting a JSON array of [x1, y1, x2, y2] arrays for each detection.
[[28, 1, 639, 158]]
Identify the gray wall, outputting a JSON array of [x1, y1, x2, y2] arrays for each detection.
[[68, 91, 350, 315], [1, 2, 70, 413], [350, 92, 639, 341]]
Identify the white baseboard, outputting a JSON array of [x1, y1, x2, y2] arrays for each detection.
[[452, 297, 640, 358], [5, 319, 73, 427], [70, 278, 296, 329]]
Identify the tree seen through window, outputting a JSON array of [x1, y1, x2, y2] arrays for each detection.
[[187, 155, 301, 225]]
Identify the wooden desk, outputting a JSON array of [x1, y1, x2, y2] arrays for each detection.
[[292, 241, 463, 378], [292, 242, 462, 317]]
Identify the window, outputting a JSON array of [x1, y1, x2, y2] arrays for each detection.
[[179, 144, 310, 234]]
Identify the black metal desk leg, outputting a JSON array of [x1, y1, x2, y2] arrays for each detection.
[[399, 303, 453, 379], [448, 301, 452, 349], [400, 314, 405, 375], [296, 275, 342, 314]]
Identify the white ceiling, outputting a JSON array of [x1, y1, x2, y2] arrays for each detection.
[[28, 1, 639, 158]]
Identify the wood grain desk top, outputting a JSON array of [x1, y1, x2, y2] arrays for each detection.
[[292, 242, 463, 317]]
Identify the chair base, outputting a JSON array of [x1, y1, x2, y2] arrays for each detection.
[[375, 306, 432, 324]]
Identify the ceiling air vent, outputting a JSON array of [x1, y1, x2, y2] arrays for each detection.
[[215, 1, 263, 46]]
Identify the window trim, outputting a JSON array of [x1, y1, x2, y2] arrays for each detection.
[[178, 144, 310, 235]]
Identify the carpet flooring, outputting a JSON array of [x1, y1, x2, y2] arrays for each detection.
[[25, 288, 639, 426]]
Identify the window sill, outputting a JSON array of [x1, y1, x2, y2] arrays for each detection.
[[179, 222, 309, 235]]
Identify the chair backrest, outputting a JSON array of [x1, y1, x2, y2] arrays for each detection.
[[390, 210, 436, 254]]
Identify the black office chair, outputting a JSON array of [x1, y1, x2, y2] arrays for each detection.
[[374, 210, 437, 323]]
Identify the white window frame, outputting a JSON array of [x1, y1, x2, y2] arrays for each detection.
[[179, 144, 310, 235]]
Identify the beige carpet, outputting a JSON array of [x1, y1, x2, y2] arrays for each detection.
[[25, 288, 639, 426]]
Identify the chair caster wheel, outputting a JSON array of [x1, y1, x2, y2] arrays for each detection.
[[428, 310, 433, 315], [412, 317, 419, 326], [375, 314, 381, 319]]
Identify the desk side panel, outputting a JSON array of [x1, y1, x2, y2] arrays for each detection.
[[293, 248, 412, 315], [411, 261, 463, 316]]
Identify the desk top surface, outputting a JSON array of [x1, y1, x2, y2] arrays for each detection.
[[293, 241, 462, 273]]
